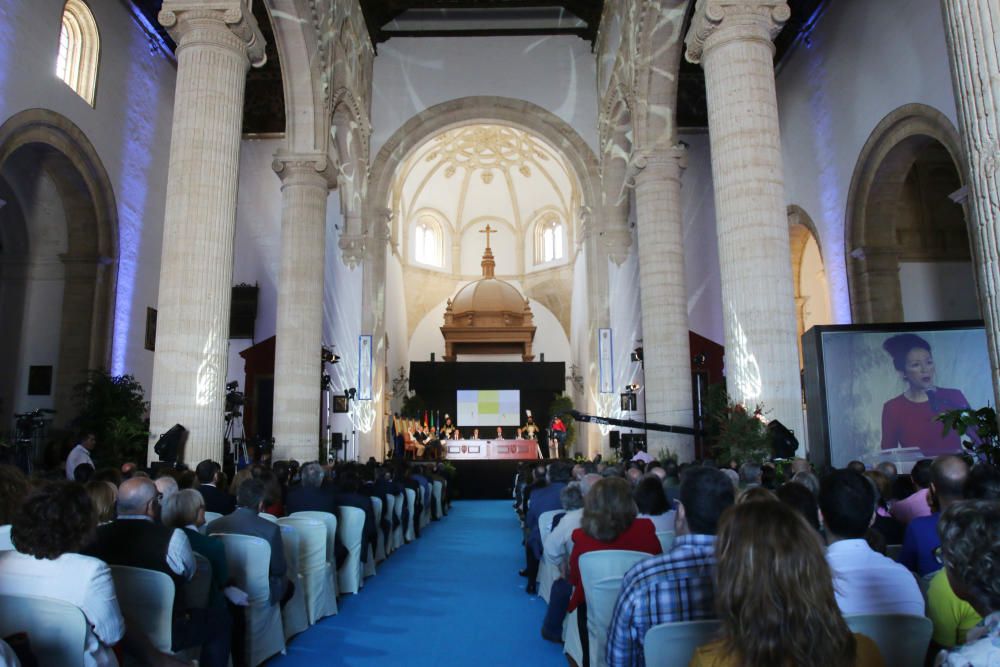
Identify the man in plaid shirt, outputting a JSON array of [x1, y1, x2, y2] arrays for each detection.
[[606, 467, 735, 667]]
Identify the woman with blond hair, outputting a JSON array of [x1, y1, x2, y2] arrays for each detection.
[[84, 480, 117, 525], [691, 500, 884, 667]]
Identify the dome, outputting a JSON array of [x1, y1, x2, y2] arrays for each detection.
[[450, 276, 527, 315]]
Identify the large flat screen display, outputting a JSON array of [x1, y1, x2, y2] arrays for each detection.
[[803, 323, 991, 469], [457, 389, 521, 426]]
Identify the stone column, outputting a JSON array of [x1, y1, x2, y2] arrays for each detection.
[[149, 1, 265, 463], [940, 0, 1000, 409], [271, 154, 333, 463], [685, 0, 804, 437], [632, 147, 694, 459]]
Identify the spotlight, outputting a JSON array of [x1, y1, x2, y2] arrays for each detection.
[[625, 383, 641, 393], [630, 347, 644, 362], [345, 387, 357, 400], [693, 353, 706, 367], [321, 346, 340, 364]]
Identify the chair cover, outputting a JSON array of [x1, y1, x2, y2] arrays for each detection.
[[203, 511, 223, 524], [277, 524, 309, 639], [371, 496, 385, 564], [383, 494, 396, 556], [845, 613, 933, 667], [656, 530, 675, 553], [278, 517, 336, 622], [536, 509, 563, 605], [393, 493, 405, 550], [404, 489, 416, 543], [212, 534, 285, 666], [419, 485, 431, 530], [0, 525, 12, 551], [432, 480, 444, 519], [183, 553, 213, 610], [0, 593, 87, 667], [259, 512, 279, 523], [336, 506, 366, 595], [109, 565, 175, 653], [643, 620, 721, 667], [563, 608, 583, 667], [289, 511, 341, 603], [579, 550, 653, 667]]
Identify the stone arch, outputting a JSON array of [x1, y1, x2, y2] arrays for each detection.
[[845, 103, 968, 323], [0, 108, 118, 426], [788, 205, 831, 365]]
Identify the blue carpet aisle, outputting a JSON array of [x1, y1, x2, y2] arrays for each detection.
[[268, 500, 565, 666]]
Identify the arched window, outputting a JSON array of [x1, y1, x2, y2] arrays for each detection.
[[56, 0, 100, 106], [535, 214, 565, 264], [414, 215, 443, 267]]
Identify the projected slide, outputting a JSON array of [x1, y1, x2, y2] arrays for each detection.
[[457, 389, 521, 426]]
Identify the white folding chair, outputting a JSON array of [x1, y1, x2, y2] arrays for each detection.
[[336, 506, 366, 595], [579, 550, 654, 667], [277, 523, 310, 639], [393, 493, 405, 550], [419, 485, 432, 530], [110, 565, 174, 653], [656, 530, 675, 553], [644, 620, 721, 667], [383, 494, 396, 556], [213, 534, 286, 666], [845, 613, 933, 667], [0, 526, 12, 551], [369, 496, 383, 572], [278, 516, 336, 622], [259, 512, 279, 523], [289, 511, 341, 604], [0, 593, 87, 667], [404, 488, 416, 542], [183, 553, 213, 610], [201, 511, 224, 533], [432, 480, 444, 519], [536, 509, 562, 604]]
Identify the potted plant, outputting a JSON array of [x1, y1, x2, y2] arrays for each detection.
[[703, 384, 772, 465], [936, 406, 1000, 467], [73, 371, 150, 467]]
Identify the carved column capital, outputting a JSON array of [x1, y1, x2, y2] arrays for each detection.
[[685, 0, 790, 64], [272, 152, 335, 188], [630, 143, 688, 187], [159, 0, 266, 67]]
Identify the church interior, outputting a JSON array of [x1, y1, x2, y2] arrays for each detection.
[[1, 0, 999, 665]]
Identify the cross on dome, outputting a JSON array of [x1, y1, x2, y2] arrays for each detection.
[[479, 224, 496, 250]]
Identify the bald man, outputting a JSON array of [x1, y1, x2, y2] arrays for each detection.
[[900, 454, 969, 576]]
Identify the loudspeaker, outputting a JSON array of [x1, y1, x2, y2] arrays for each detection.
[[540, 353, 545, 362], [430, 352, 435, 362], [609, 430, 621, 450], [331, 432, 344, 451], [154, 424, 188, 463], [768, 420, 799, 458], [230, 283, 259, 339]]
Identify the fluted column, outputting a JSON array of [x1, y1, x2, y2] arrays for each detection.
[[271, 154, 333, 463], [940, 0, 1000, 409], [632, 147, 694, 459], [149, 1, 265, 463], [685, 0, 804, 438]]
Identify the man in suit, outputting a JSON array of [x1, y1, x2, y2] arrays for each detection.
[[196, 459, 236, 515], [523, 461, 571, 594], [207, 478, 292, 607], [285, 462, 348, 567]]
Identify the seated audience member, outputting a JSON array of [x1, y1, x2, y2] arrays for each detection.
[[847, 460, 867, 475], [720, 468, 739, 492], [626, 466, 643, 486], [0, 465, 28, 525], [286, 462, 335, 514], [865, 470, 905, 544], [0, 482, 125, 667], [875, 461, 898, 493], [523, 462, 571, 594], [892, 458, 934, 525], [196, 459, 236, 515], [567, 477, 662, 666], [926, 464, 1000, 650], [901, 455, 969, 576], [736, 486, 774, 504], [819, 470, 923, 616], [543, 474, 601, 574], [207, 478, 292, 607], [690, 501, 884, 667], [255, 468, 284, 517], [738, 462, 762, 489], [161, 489, 232, 610], [791, 470, 820, 497], [607, 467, 735, 667], [634, 475, 674, 532], [74, 462, 96, 483], [933, 500, 1000, 666], [154, 474, 180, 503], [789, 457, 812, 476], [85, 480, 118, 525], [333, 468, 378, 563], [776, 481, 820, 531]]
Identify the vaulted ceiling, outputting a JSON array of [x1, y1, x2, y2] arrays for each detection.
[[130, 0, 827, 133]]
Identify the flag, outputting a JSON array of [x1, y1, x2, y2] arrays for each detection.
[[424, 410, 429, 429]]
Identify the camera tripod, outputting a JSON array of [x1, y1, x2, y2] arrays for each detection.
[[224, 410, 248, 468]]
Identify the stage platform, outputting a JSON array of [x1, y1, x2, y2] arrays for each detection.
[[444, 438, 540, 460], [448, 459, 525, 500]]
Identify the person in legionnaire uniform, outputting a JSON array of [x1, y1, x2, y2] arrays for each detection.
[[522, 411, 542, 458], [439, 414, 456, 440]]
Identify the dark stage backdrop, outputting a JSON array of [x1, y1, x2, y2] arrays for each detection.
[[409, 361, 566, 455]]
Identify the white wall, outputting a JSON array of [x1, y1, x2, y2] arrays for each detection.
[[776, 0, 958, 324], [0, 0, 176, 397], [371, 35, 598, 153], [900, 261, 980, 322]]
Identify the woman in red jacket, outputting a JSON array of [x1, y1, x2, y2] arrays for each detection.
[[567, 476, 661, 665]]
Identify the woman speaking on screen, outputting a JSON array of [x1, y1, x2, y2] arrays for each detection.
[[880, 333, 970, 456]]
